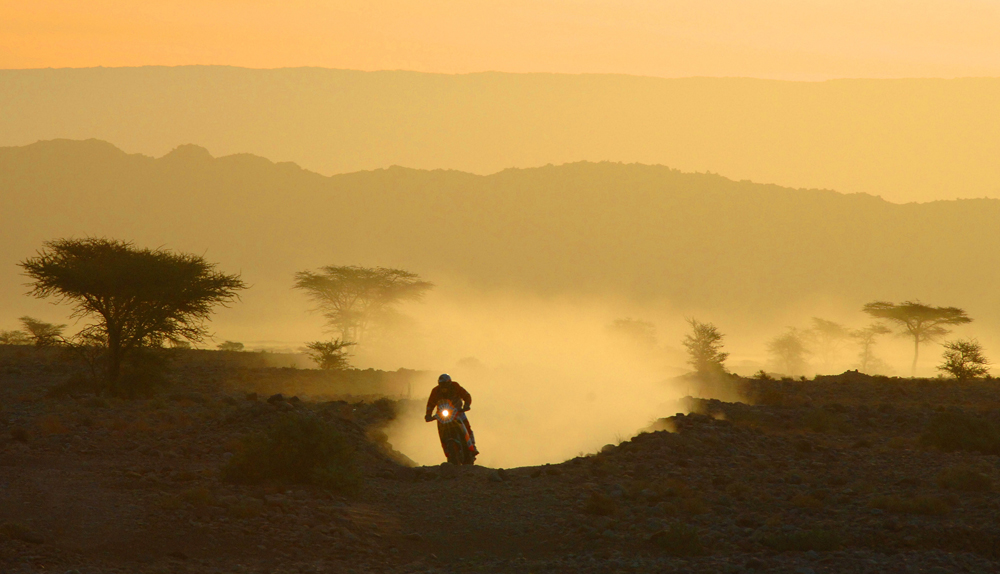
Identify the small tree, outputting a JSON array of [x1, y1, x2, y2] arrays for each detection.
[[218, 341, 245, 352], [294, 266, 433, 343], [863, 301, 972, 376], [938, 339, 990, 380], [305, 339, 356, 371], [767, 328, 809, 377], [607, 318, 657, 348], [682, 318, 728, 375], [807, 318, 850, 373], [20, 238, 246, 393], [851, 323, 892, 373], [19, 316, 66, 347], [0, 329, 31, 345]]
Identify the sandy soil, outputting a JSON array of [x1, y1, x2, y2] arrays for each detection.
[[2, 349, 1000, 573]]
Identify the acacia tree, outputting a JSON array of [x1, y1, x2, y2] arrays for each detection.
[[608, 318, 657, 348], [305, 339, 356, 371], [20, 238, 246, 393], [682, 318, 728, 375], [938, 339, 990, 380], [808, 317, 850, 373], [851, 323, 892, 373], [293, 266, 433, 343], [767, 328, 810, 377], [19, 316, 66, 347], [863, 301, 972, 376]]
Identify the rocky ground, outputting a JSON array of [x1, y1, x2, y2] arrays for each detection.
[[3, 349, 1000, 573]]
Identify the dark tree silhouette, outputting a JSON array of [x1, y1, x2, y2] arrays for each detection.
[[938, 339, 990, 380], [293, 266, 433, 343], [305, 339, 356, 371], [218, 341, 245, 352], [682, 318, 728, 375], [19, 316, 66, 347], [20, 238, 246, 392], [863, 301, 972, 376], [0, 329, 31, 345]]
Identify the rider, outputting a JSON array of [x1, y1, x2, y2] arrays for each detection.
[[424, 373, 479, 457]]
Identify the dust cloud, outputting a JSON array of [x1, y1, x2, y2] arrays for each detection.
[[369, 289, 689, 469]]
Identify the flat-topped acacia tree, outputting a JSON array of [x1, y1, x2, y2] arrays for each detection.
[[862, 301, 972, 377], [20, 238, 246, 393], [294, 265, 433, 343]]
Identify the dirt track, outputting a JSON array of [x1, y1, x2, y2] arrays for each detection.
[[3, 350, 1000, 573]]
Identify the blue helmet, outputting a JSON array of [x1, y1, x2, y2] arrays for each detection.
[[438, 373, 452, 384]]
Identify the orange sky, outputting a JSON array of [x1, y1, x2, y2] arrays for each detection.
[[3, 1, 1000, 79]]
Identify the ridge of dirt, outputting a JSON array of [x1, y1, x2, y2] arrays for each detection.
[[3, 349, 1000, 573]]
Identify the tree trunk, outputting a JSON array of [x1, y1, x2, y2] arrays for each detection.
[[911, 336, 919, 377], [106, 327, 122, 394]]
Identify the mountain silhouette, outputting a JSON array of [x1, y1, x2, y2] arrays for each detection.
[[3, 67, 1000, 203], [2, 139, 999, 341]]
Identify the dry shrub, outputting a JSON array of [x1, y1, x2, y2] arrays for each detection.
[[936, 466, 992, 492], [158, 495, 183, 511], [800, 409, 845, 433], [763, 529, 841, 552], [725, 482, 751, 500], [791, 494, 824, 509], [36, 414, 69, 435], [221, 413, 360, 492], [10, 427, 30, 443], [649, 523, 705, 556], [886, 437, 910, 450], [179, 487, 216, 508], [869, 495, 951, 515], [677, 497, 709, 516], [583, 492, 617, 516], [920, 412, 1000, 455], [228, 498, 264, 518], [0, 522, 43, 544]]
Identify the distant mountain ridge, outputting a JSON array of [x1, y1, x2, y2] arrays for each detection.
[[2, 139, 999, 340], [2, 67, 1000, 202]]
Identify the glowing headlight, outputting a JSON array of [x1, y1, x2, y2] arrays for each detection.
[[441, 409, 450, 418]]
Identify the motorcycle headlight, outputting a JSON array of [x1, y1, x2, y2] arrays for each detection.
[[441, 409, 450, 418]]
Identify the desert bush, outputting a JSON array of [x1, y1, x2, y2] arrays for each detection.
[[800, 408, 844, 433], [725, 482, 751, 500], [936, 466, 992, 492], [677, 496, 709, 515], [649, 523, 705, 556], [373, 397, 397, 420], [221, 413, 360, 492], [937, 339, 990, 380], [37, 414, 68, 435], [791, 493, 824, 509], [919, 412, 1000, 455], [583, 492, 617, 516], [762, 529, 840, 552], [228, 498, 264, 518], [217, 341, 244, 352], [304, 339, 355, 371], [869, 495, 951, 515], [179, 487, 216, 508], [10, 427, 29, 443], [0, 522, 43, 544]]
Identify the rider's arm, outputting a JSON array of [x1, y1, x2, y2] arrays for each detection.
[[425, 387, 439, 417], [455, 383, 472, 410]]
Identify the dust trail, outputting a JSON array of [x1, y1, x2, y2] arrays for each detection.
[[372, 290, 688, 468]]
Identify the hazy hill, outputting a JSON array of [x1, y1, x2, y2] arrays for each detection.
[[2, 139, 999, 343], [2, 67, 1000, 203]]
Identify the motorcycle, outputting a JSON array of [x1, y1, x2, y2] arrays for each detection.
[[430, 399, 475, 465]]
